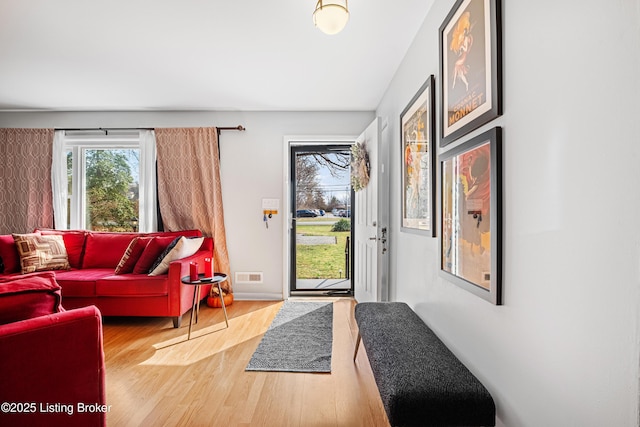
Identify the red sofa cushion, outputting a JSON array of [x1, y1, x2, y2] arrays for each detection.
[[96, 274, 169, 297], [132, 236, 177, 274], [0, 272, 62, 325], [0, 234, 21, 274], [54, 269, 115, 297], [82, 232, 138, 269], [38, 229, 87, 269]]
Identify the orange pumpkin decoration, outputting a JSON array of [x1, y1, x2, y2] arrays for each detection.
[[207, 293, 233, 308]]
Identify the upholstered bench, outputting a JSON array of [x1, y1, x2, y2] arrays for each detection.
[[353, 302, 495, 427]]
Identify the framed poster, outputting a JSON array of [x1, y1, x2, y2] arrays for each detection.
[[440, 127, 502, 304], [401, 75, 436, 236], [439, 0, 502, 147]]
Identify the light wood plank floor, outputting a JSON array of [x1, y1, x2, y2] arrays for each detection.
[[102, 298, 390, 426]]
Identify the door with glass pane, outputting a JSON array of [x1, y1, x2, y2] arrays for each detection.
[[289, 145, 354, 296]]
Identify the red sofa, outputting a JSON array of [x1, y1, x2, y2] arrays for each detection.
[[0, 229, 213, 328], [0, 272, 106, 427]]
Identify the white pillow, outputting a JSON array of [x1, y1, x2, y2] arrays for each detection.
[[148, 236, 205, 276]]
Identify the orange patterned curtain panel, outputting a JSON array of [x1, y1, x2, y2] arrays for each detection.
[[0, 129, 55, 234], [154, 127, 232, 293]]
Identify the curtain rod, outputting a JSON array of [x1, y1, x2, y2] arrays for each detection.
[[217, 125, 246, 131], [57, 125, 245, 131]]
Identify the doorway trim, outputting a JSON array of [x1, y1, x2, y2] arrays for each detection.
[[282, 135, 357, 299]]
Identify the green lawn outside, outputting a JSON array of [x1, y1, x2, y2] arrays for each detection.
[[296, 223, 351, 279]]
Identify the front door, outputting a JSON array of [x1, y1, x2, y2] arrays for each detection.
[[353, 118, 389, 302], [289, 144, 354, 296]]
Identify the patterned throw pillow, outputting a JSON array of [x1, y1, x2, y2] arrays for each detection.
[[132, 236, 177, 274], [114, 237, 152, 275], [148, 236, 205, 276], [12, 233, 70, 274]]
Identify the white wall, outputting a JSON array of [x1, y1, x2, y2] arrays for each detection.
[[378, 0, 640, 426], [0, 110, 374, 299]]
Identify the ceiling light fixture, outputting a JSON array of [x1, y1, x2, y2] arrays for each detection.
[[313, 0, 349, 35]]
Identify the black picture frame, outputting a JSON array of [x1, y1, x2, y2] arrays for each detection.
[[400, 75, 436, 236], [439, 0, 502, 147], [439, 127, 502, 304]]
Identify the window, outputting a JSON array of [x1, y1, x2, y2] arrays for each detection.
[[52, 130, 157, 232]]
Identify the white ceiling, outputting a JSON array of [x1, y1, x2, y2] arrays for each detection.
[[0, 0, 434, 112]]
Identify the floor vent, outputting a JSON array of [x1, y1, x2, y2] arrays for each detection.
[[235, 272, 264, 284]]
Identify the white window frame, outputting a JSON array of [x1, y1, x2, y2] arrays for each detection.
[[59, 130, 156, 232]]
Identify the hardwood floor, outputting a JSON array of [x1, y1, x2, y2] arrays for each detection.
[[102, 298, 390, 426]]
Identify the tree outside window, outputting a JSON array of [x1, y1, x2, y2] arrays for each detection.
[[85, 149, 139, 231], [67, 148, 140, 232]]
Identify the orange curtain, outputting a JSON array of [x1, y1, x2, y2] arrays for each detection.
[[154, 127, 232, 293], [0, 129, 54, 234]]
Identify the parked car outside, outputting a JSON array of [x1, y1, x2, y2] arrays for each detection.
[[296, 209, 317, 218]]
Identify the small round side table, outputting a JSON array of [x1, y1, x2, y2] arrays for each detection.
[[181, 272, 229, 340]]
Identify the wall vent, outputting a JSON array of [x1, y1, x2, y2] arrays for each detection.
[[235, 272, 264, 284]]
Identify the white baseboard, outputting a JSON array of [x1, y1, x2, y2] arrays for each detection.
[[233, 292, 283, 301]]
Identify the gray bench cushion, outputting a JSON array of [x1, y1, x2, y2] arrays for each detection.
[[355, 302, 495, 427]]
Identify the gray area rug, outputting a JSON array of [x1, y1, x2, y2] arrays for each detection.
[[246, 301, 333, 373]]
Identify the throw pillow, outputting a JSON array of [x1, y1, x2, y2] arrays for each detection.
[[82, 232, 139, 269], [37, 229, 87, 269], [147, 237, 185, 276], [12, 233, 70, 274], [132, 236, 177, 274], [0, 234, 21, 274], [114, 236, 153, 275], [0, 271, 63, 325], [148, 236, 205, 276]]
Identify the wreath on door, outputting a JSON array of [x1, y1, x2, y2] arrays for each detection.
[[351, 141, 370, 191]]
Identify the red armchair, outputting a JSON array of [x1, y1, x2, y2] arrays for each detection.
[[0, 273, 106, 427]]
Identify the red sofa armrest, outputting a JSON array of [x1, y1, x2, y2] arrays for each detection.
[[0, 306, 106, 427]]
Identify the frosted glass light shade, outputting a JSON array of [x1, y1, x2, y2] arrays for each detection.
[[313, 0, 349, 35]]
